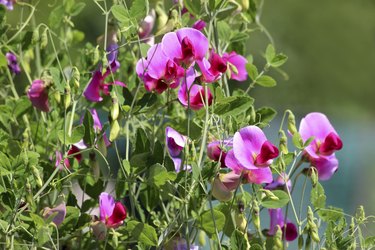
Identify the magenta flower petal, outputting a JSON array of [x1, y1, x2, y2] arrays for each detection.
[[176, 28, 208, 61], [84, 71, 104, 102], [43, 203, 66, 226], [166, 126, 186, 157], [55, 151, 70, 170], [233, 126, 268, 170], [225, 149, 245, 174], [299, 112, 342, 159], [192, 20, 206, 31], [246, 167, 273, 184], [268, 208, 298, 241], [312, 155, 339, 181], [255, 140, 279, 166], [161, 32, 183, 63], [27, 79, 50, 112], [265, 173, 292, 191], [223, 51, 248, 81], [99, 192, 115, 222], [106, 202, 127, 228]]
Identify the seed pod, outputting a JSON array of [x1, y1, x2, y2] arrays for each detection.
[[41, 29, 48, 49], [305, 235, 311, 249], [235, 212, 247, 232], [109, 120, 120, 142], [249, 106, 256, 124], [31, 165, 43, 188], [307, 206, 320, 243], [64, 86, 71, 110], [252, 200, 260, 231], [279, 130, 288, 154], [110, 98, 119, 121], [72, 67, 80, 89], [198, 230, 206, 246], [287, 111, 298, 135], [298, 235, 304, 250], [54, 91, 61, 103]]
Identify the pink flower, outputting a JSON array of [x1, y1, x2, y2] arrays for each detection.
[[177, 68, 213, 110], [222, 51, 248, 81], [161, 28, 209, 68], [212, 171, 241, 201], [268, 208, 298, 241], [192, 20, 206, 31], [99, 193, 127, 228], [166, 126, 190, 172], [0, 0, 15, 10], [43, 203, 66, 226], [299, 112, 343, 180], [207, 139, 232, 167], [27, 79, 50, 112], [197, 51, 227, 83]]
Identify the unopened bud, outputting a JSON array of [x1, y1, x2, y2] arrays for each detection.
[[252, 200, 260, 231], [305, 235, 311, 249], [54, 91, 61, 103], [72, 67, 80, 89], [110, 99, 119, 121], [287, 111, 298, 135], [310, 167, 318, 187], [109, 120, 120, 142], [32, 29, 40, 45], [93, 46, 100, 65], [235, 212, 247, 232], [356, 205, 365, 223], [41, 29, 48, 49], [31, 165, 43, 188], [198, 230, 206, 246], [64, 87, 71, 110], [262, 189, 279, 201], [273, 225, 283, 250], [91, 220, 107, 240], [279, 130, 288, 154], [298, 235, 304, 250], [249, 106, 256, 124]]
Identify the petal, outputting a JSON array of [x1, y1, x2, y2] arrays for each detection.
[[106, 202, 127, 228], [312, 155, 339, 181], [166, 126, 186, 157], [43, 203, 67, 226], [176, 28, 209, 60], [284, 221, 298, 241], [161, 32, 183, 62], [246, 167, 273, 184], [268, 208, 283, 235], [84, 71, 104, 102], [255, 140, 279, 166], [233, 126, 267, 170], [146, 44, 168, 79], [99, 192, 115, 222], [90, 109, 103, 131], [225, 150, 244, 174], [223, 52, 248, 81], [27, 80, 50, 112], [319, 132, 343, 155], [192, 20, 206, 31]]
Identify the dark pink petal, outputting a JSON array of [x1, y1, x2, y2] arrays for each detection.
[[268, 208, 298, 241], [255, 140, 279, 167], [223, 51, 248, 81], [176, 28, 209, 61], [27, 79, 50, 112], [192, 20, 206, 31], [283, 222, 298, 241], [246, 167, 273, 184], [166, 127, 186, 157], [319, 132, 343, 156], [106, 202, 127, 228], [84, 71, 104, 102], [99, 192, 115, 222], [233, 126, 267, 170], [312, 155, 339, 181], [43, 203, 66, 226], [67, 145, 82, 163]]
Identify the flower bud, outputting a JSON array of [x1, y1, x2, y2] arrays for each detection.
[[31, 165, 43, 188], [307, 206, 320, 243], [356, 205, 365, 223], [235, 212, 247, 232], [249, 106, 256, 124], [305, 235, 311, 249], [252, 200, 260, 231], [91, 220, 107, 240], [32, 28, 40, 45], [212, 172, 241, 202], [41, 29, 48, 49], [262, 189, 279, 201], [64, 86, 71, 110], [287, 111, 298, 135], [27, 79, 50, 112], [273, 225, 283, 250], [109, 120, 120, 142], [72, 67, 80, 89], [110, 98, 119, 121], [279, 130, 288, 154], [309, 167, 318, 187], [298, 235, 304, 250], [54, 91, 61, 103], [198, 230, 206, 246]]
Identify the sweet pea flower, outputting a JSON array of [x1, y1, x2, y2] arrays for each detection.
[[166, 126, 189, 172], [232, 126, 279, 169], [139, 9, 156, 45], [265, 173, 292, 191], [212, 171, 241, 201], [268, 208, 298, 241], [0, 0, 15, 10], [43, 202, 66, 226], [178, 68, 213, 110], [197, 51, 227, 83], [6, 52, 21, 74], [207, 139, 233, 167], [299, 112, 343, 180], [55, 151, 71, 170], [222, 51, 248, 81], [161, 28, 209, 68], [27, 79, 50, 112], [99, 192, 127, 228], [136, 43, 184, 93]]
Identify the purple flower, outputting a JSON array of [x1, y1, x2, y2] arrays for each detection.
[[197, 51, 227, 83], [6, 52, 21, 74], [177, 68, 213, 110], [207, 139, 233, 167], [27, 79, 50, 112], [212, 171, 241, 201], [0, 0, 15, 10], [80, 109, 111, 147], [139, 9, 156, 45], [165, 237, 199, 250], [136, 43, 184, 94], [268, 208, 298, 241], [161, 28, 209, 68], [192, 20, 206, 31], [265, 173, 292, 191], [166, 126, 189, 172], [222, 51, 248, 81], [232, 126, 279, 169], [43, 203, 66, 226], [299, 112, 343, 180], [99, 192, 127, 228]]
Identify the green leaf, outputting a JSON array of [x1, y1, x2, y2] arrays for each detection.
[[271, 54, 288, 67], [231, 229, 249, 249], [59, 206, 80, 232], [111, 5, 129, 23], [292, 132, 304, 149], [58, 124, 85, 145], [69, 2, 86, 16], [148, 164, 176, 187], [230, 32, 249, 43], [0, 51, 7, 68], [217, 21, 231, 42], [256, 107, 277, 125], [214, 95, 254, 117], [38, 226, 51, 246], [311, 182, 326, 209], [200, 209, 225, 235], [246, 63, 258, 81], [183, 0, 201, 17], [318, 206, 343, 222], [256, 75, 277, 87], [13, 96, 31, 118], [265, 44, 276, 63], [50, 67, 64, 92], [126, 220, 158, 246], [49, 5, 65, 29], [261, 190, 290, 208], [82, 110, 94, 146], [129, 0, 149, 21]]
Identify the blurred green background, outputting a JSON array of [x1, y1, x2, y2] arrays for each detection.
[[6, 0, 375, 233]]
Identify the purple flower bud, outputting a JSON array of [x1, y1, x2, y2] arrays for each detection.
[[27, 79, 50, 112], [6, 52, 21, 74], [192, 20, 206, 31], [139, 9, 155, 43], [268, 208, 298, 241], [0, 0, 15, 10], [264, 173, 292, 191], [43, 203, 66, 226]]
